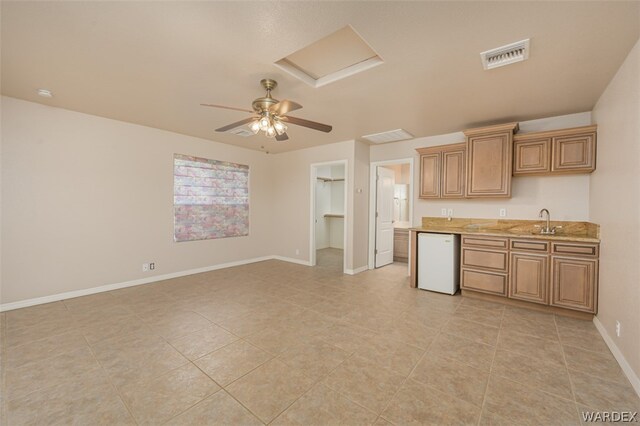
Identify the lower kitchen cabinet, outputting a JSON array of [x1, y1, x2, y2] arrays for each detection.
[[551, 256, 598, 313], [509, 252, 549, 304]]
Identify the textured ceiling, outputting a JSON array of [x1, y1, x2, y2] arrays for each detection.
[[2, 1, 639, 153]]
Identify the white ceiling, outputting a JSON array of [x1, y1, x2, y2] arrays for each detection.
[[2, 1, 639, 153]]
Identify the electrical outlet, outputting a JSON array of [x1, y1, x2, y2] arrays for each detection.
[[499, 208, 507, 217], [149, 262, 155, 271], [441, 208, 447, 216], [142, 263, 149, 272], [616, 321, 621, 337], [447, 208, 453, 217]]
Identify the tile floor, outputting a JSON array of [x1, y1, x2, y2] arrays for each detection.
[[1, 250, 639, 425]]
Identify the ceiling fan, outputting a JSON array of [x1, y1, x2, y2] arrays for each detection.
[[201, 79, 332, 141]]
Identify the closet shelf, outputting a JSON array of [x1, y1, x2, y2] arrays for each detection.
[[317, 177, 345, 182], [323, 214, 345, 218]]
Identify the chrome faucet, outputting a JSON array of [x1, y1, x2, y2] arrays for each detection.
[[537, 208, 560, 235]]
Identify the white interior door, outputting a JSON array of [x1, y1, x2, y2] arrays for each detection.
[[375, 167, 395, 267]]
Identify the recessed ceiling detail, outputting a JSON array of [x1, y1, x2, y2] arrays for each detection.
[[480, 39, 530, 70], [362, 129, 414, 144], [274, 25, 383, 88]]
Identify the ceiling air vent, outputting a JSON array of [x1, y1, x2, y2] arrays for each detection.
[[362, 129, 414, 144], [480, 39, 530, 70], [228, 127, 254, 137]]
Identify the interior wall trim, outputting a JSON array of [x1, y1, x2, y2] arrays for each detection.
[[593, 316, 640, 398], [0, 255, 290, 312]]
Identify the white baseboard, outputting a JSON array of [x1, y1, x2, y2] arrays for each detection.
[[345, 265, 368, 275], [272, 256, 312, 266], [0, 255, 277, 312], [593, 316, 640, 398]]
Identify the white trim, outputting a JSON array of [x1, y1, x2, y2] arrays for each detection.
[[272, 255, 312, 266], [593, 316, 640, 398], [345, 265, 368, 275], [310, 160, 349, 274], [0, 255, 307, 312], [368, 158, 414, 271]]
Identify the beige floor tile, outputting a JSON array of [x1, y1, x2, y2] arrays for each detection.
[[557, 326, 611, 354], [569, 369, 640, 412], [191, 300, 256, 323], [278, 340, 349, 381], [6, 371, 134, 425], [428, 332, 495, 372], [5, 302, 70, 330], [81, 312, 156, 345], [68, 304, 133, 329], [166, 390, 262, 425], [492, 349, 573, 399], [215, 310, 279, 337], [245, 325, 320, 355], [63, 292, 124, 314], [226, 358, 316, 423], [3, 329, 89, 370], [443, 317, 500, 346], [315, 321, 378, 354], [503, 306, 556, 326], [497, 328, 565, 365], [478, 408, 514, 425], [484, 374, 579, 425], [563, 345, 627, 383], [407, 307, 454, 329], [323, 355, 405, 414], [5, 315, 79, 348], [120, 363, 220, 425], [452, 305, 503, 328], [373, 416, 394, 425], [459, 297, 506, 313], [5, 346, 103, 401], [272, 383, 377, 426], [381, 379, 481, 425], [501, 315, 560, 341], [138, 309, 212, 340], [353, 335, 425, 376], [91, 332, 189, 388], [342, 308, 396, 332], [554, 316, 599, 333], [376, 315, 439, 349], [195, 340, 273, 386], [409, 353, 489, 407], [169, 324, 238, 361]]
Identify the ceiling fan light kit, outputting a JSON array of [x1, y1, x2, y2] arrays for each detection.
[[201, 78, 332, 142]]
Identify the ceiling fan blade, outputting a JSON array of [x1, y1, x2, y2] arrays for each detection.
[[215, 116, 256, 132], [271, 99, 302, 116], [201, 103, 254, 113], [275, 132, 289, 141], [281, 115, 332, 133]]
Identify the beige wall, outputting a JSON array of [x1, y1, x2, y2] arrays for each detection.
[[1, 97, 275, 303], [352, 140, 370, 271], [270, 140, 356, 269], [591, 39, 640, 377], [370, 112, 592, 223]]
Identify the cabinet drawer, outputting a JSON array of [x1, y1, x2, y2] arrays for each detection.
[[461, 236, 509, 250], [462, 248, 508, 272], [510, 239, 550, 253], [552, 242, 599, 258], [461, 268, 507, 296]]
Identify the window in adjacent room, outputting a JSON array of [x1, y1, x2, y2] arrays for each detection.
[[173, 154, 249, 242]]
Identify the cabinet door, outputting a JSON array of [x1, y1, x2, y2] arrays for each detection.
[[509, 253, 549, 304], [441, 149, 465, 198], [551, 132, 596, 173], [551, 257, 598, 313], [513, 138, 551, 175], [466, 132, 512, 197], [419, 153, 441, 198]]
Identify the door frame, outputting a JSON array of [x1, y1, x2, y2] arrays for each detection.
[[368, 158, 414, 271], [309, 159, 349, 273]]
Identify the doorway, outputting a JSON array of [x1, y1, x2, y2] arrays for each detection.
[[310, 160, 348, 273], [368, 159, 414, 270]]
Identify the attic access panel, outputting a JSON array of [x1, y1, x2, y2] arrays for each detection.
[[274, 25, 383, 88]]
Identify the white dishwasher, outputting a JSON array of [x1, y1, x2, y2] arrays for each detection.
[[417, 233, 460, 295]]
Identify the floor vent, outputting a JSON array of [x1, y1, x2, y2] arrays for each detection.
[[362, 129, 414, 144], [480, 39, 530, 70]]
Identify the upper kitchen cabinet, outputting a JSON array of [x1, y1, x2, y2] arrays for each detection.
[[513, 125, 597, 175], [464, 123, 519, 198], [416, 143, 465, 199]]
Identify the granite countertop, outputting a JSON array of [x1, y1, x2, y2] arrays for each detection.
[[411, 224, 600, 243]]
